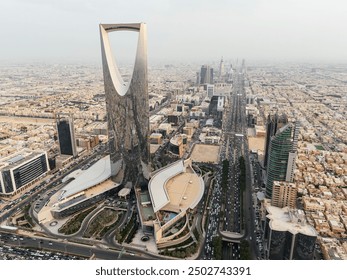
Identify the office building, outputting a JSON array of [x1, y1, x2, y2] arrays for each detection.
[[264, 113, 288, 169], [219, 57, 224, 81], [207, 84, 214, 98], [209, 95, 224, 120], [56, 113, 77, 157], [0, 149, 50, 195], [200, 65, 214, 84], [168, 114, 179, 126], [196, 72, 200, 86], [168, 134, 188, 158], [271, 181, 297, 208], [265, 122, 299, 198], [100, 23, 149, 184], [264, 202, 317, 260]]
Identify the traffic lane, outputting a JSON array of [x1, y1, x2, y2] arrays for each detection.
[[3, 236, 149, 260]]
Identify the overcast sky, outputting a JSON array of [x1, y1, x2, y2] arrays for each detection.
[[1, 0, 347, 64]]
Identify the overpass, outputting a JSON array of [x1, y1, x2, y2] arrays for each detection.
[[219, 230, 245, 243]]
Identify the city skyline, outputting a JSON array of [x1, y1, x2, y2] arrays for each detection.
[[1, 0, 347, 64], [1, 54, 347, 260], [1, 0, 347, 264]]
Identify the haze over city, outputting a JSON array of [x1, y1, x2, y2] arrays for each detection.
[[1, 0, 347, 64]]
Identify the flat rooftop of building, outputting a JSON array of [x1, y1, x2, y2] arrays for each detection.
[[148, 159, 204, 213], [266, 203, 317, 237], [163, 165, 203, 213], [190, 144, 220, 163], [0, 149, 46, 170], [56, 154, 73, 163], [150, 133, 163, 138], [158, 123, 171, 129], [0, 116, 54, 125]]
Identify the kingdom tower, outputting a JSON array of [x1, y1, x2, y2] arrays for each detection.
[[100, 23, 149, 185]]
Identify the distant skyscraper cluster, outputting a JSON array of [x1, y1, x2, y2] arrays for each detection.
[[100, 23, 149, 185]]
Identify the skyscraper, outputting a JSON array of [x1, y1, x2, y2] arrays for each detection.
[[196, 71, 200, 86], [219, 57, 224, 81], [265, 122, 299, 198], [264, 203, 317, 260], [100, 23, 149, 185], [56, 113, 77, 157], [200, 65, 214, 84], [264, 113, 288, 169]]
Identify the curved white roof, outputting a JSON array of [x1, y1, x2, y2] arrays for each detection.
[[148, 160, 184, 212], [148, 159, 204, 213], [62, 169, 83, 183], [60, 155, 111, 200]]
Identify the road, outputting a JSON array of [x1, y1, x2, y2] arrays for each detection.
[[0, 231, 157, 260], [218, 66, 260, 259]]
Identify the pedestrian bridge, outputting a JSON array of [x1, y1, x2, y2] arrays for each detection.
[[220, 230, 244, 243]]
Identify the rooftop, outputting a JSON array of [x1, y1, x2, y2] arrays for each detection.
[[59, 155, 111, 200], [266, 201, 317, 237], [0, 149, 46, 170], [148, 159, 204, 213]]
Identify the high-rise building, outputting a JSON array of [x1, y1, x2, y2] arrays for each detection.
[[56, 113, 77, 157], [264, 113, 288, 169], [265, 122, 299, 198], [219, 57, 224, 81], [196, 71, 200, 86], [200, 65, 214, 84], [100, 23, 149, 184], [0, 149, 50, 195], [264, 203, 317, 260], [271, 181, 297, 208], [206, 84, 214, 98]]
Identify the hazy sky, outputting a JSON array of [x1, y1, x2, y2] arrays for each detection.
[[1, 0, 347, 64]]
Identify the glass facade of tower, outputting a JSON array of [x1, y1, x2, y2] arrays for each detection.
[[267, 228, 316, 260], [264, 113, 288, 169], [292, 232, 316, 260], [56, 113, 77, 157], [100, 23, 149, 184], [0, 152, 49, 194], [200, 65, 214, 84], [265, 124, 293, 198], [268, 229, 287, 260]]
